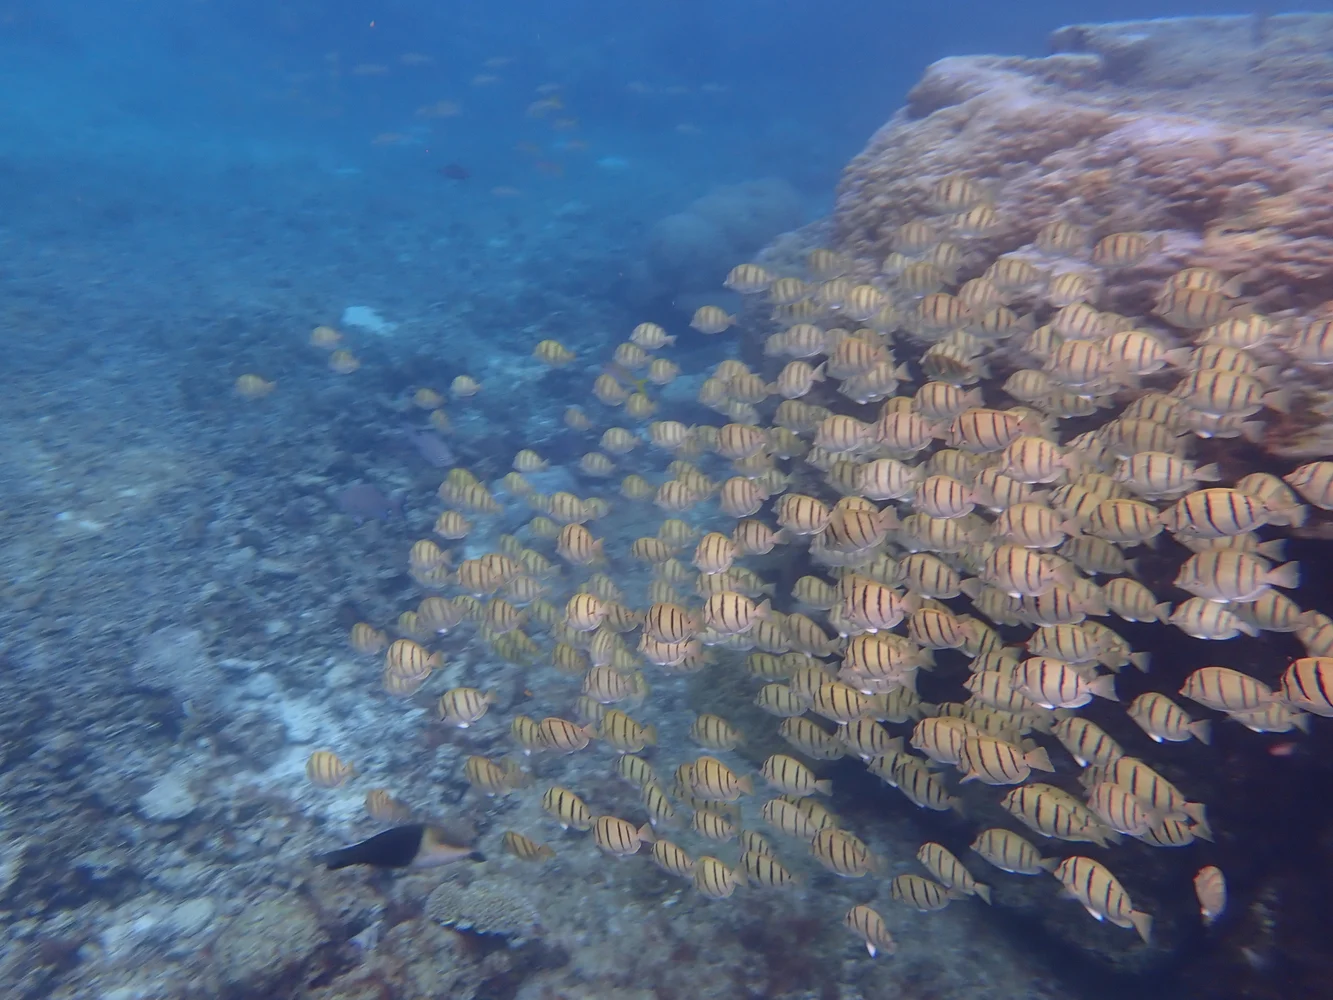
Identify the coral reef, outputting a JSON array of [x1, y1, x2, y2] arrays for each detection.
[[426, 875, 544, 940], [636, 178, 806, 305], [834, 14, 1333, 311], [5, 12, 1333, 1000]]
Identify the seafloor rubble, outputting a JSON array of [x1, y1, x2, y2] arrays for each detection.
[[1, 13, 1332, 1000]]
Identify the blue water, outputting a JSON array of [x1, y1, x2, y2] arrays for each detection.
[[4, 2, 1333, 999]]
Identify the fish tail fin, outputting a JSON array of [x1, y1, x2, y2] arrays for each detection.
[[1025, 747, 1055, 772], [1089, 675, 1119, 701], [316, 849, 354, 871], [1269, 562, 1301, 590], [1190, 719, 1213, 745], [1130, 910, 1153, 945], [974, 882, 993, 905]]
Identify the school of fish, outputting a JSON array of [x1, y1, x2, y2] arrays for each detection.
[[291, 170, 1333, 959]]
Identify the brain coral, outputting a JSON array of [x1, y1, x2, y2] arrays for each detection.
[[832, 13, 1333, 311], [426, 876, 543, 940]]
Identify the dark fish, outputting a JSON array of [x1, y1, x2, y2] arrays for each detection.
[[438, 163, 470, 181], [319, 823, 484, 870], [404, 428, 456, 468], [336, 483, 402, 523]]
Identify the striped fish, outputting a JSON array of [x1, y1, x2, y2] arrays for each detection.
[[875, 409, 940, 455], [1175, 549, 1300, 603], [1052, 716, 1125, 768], [1091, 231, 1162, 267], [739, 849, 798, 888], [537, 717, 596, 754], [687, 756, 753, 802], [811, 828, 879, 877], [689, 713, 744, 751], [1169, 597, 1259, 640], [1171, 367, 1284, 417], [842, 574, 916, 631], [891, 757, 965, 814], [640, 781, 679, 828], [775, 493, 834, 534], [541, 786, 593, 830], [1086, 498, 1163, 544], [754, 683, 807, 717], [692, 856, 742, 898], [650, 839, 694, 878], [593, 815, 654, 856], [1160, 488, 1291, 538], [691, 808, 737, 842], [1037, 221, 1089, 254], [1016, 656, 1117, 708], [702, 591, 771, 636], [1280, 657, 1333, 717], [911, 716, 979, 765], [1001, 783, 1119, 846], [991, 502, 1077, 549], [1081, 757, 1209, 835], [1127, 691, 1211, 744], [1179, 666, 1276, 712], [1000, 435, 1075, 486], [807, 680, 879, 724], [1284, 461, 1333, 510], [1086, 781, 1158, 836], [898, 555, 965, 601], [1226, 701, 1310, 734], [761, 797, 836, 840], [957, 735, 1055, 785], [844, 904, 897, 957], [974, 543, 1071, 597], [970, 827, 1057, 875], [502, 831, 555, 862], [890, 874, 954, 910], [1053, 856, 1153, 943], [1153, 286, 1234, 328], [778, 716, 847, 760], [761, 753, 832, 796], [599, 709, 657, 753], [917, 842, 992, 903]]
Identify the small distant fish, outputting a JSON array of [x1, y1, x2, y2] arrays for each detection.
[[845, 904, 897, 957], [438, 163, 471, 181], [1194, 866, 1226, 925], [417, 100, 462, 118], [503, 830, 556, 862], [235, 374, 275, 399], [403, 428, 457, 469], [318, 823, 483, 870], [364, 789, 411, 823], [337, 483, 402, 523], [306, 750, 355, 787]]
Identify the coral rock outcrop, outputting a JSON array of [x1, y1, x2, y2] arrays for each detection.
[[834, 14, 1333, 310]]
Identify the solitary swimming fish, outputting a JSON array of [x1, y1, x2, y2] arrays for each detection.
[[318, 823, 483, 870]]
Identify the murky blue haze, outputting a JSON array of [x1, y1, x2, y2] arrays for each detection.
[[1, 2, 1333, 999]]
